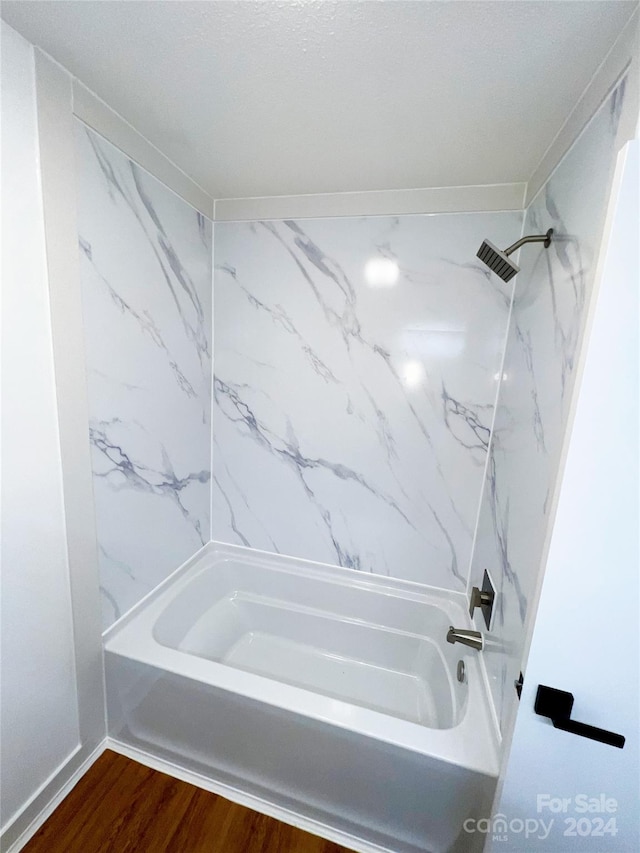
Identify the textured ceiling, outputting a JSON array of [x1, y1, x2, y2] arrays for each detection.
[[2, 1, 636, 199]]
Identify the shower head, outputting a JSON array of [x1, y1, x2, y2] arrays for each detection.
[[477, 228, 553, 282], [477, 239, 520, 282]]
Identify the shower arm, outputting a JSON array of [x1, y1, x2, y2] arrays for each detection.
[[503, 229, 553, 257]]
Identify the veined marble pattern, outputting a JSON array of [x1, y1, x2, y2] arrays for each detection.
[[469, 80, 627, 731], [213, 212, 522, 589], [74, 124, 212, 629]]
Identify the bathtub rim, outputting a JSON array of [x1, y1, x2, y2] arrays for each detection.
[[103, 540, 482, 641], [104, 541, 501, 777]]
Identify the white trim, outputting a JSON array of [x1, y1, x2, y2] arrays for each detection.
[[1, 740, 107, 853], [0, 733, 397, 853], [1, 744, 81, 838], [525, 7, 639, 207], [214, 182, 526, 221], [72, 79, 214, 219], [33, 48, 106, 751], [210, 215, 215, 544], [106, 738, 398, 853]]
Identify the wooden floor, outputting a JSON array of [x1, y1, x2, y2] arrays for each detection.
[[24, 751, 353, 853]]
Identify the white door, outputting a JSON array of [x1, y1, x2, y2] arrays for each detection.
[[487, 139, 639, 852]]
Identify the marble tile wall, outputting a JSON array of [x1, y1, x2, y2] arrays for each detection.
[[468, 80, 628, 731], [212, 211, 523, 589], [74, 124, 212, 629]]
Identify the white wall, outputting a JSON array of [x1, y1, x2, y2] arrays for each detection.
[[0, 22, 81, 832]]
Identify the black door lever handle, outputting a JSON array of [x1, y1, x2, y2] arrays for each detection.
[[535, 685, 625, 749]]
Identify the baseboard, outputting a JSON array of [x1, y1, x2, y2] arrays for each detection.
[[0, 731, 404, 853], [107, 737, 396, 853], [0, 740, 107, 853]]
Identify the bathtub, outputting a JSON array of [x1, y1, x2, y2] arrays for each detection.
[[105, 543, 500, 853]]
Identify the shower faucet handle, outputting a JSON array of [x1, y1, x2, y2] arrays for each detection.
[[469, 570, 495, 629], [469, 586, 493, 614]]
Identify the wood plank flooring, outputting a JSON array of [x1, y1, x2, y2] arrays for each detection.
[[23, 750, 353, 853]]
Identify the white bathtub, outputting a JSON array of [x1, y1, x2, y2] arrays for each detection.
[[105, 543, 500, 853]]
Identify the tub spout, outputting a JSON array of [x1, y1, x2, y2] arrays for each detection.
[[447, 626, 483, 650]]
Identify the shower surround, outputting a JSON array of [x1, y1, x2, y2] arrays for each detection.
[[212, 212, 522, 590], [74, 125, 212, 628], [75, 78, 625, 684]]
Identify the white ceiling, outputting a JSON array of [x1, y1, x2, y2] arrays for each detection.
[[2, 1, 636, 199]]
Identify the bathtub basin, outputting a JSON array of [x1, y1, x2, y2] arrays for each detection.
[[105, 543, 500, 853]]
